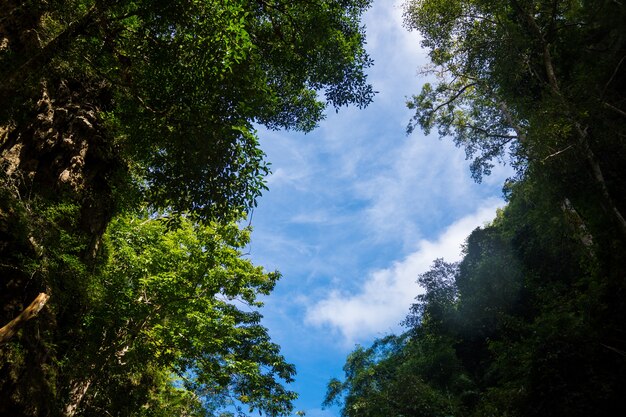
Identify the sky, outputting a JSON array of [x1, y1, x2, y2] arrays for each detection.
[[246, 1, 511, 416]]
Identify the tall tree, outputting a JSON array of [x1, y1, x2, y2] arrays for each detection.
[[404, 0, 626, 242], [326, 2, 626, 417], [63, 213, 296, 417], [1, 1, 375, 415], [1, 210, 299, 417], [1, 0, 374, 226], [324, 334, 462, 417]]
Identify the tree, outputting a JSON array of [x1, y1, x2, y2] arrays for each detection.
[[404, 0, 626, 241], [324, 335, 461, 417], [1, 1, 376, 415], [403, 258, 458, 334], [1, 210, 298, 417], [326, 262, 472, 417], [0, 0, 375, 351], [1, 0, 374, 233], [83, 213, 296, 417], [328, 181, 626, 416]]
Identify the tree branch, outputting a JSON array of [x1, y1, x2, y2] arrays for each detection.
[[542, 144, 574, 162], [511, 0, 560, 92], [511, 0, 626, 240], [0, 292, 50, 344], [430, 82, 477, 115], [602, 54, 626, 96], [460, 123, 518, 141], [498, 101, 527, 142], [604, 101, 626, 119]]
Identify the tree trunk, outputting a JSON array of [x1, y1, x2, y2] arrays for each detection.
[[514, 2, 626, 241], [63, 378, 92, 417]]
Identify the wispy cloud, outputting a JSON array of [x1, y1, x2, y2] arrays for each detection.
[[289, 210, 348, 225], [353, 135, 476, 246], [266, 167, 306, 188], [304, 199, 503, 346]]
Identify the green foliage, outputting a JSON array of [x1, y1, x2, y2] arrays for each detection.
[[329, 173, 626, 416], [1, 169, 296, 416], [403, 258, 458, 334], [362, 4, 626, 414], [0, 173, 97, 415], [325, 333, 467, 417], [61, 212, 297, 416], [2, 1, 376, 415], [1, 0, 375, 221], [404, 0, 626, 221]]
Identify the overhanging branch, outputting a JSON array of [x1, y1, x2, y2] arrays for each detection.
[[0, 292, 50, 344]]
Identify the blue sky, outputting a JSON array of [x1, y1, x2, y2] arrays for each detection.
[[246, 1, 511, 416]]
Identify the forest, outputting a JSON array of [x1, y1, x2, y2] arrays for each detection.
[[1, 0, 625, 417]]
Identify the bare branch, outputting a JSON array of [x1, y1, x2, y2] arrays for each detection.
[[604, 101, 626, 119], [602, 55, 626, 96], [542, 144, 574, 162], [601, 343, 626, 357], [0, 292, 50, 344]]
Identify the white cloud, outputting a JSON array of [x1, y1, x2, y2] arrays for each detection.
[[304, 198, 503, 345]]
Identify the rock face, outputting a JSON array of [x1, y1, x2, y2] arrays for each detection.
[[1, 5, 125, 409], [1, 78, 121, 235], [1, 1, 122, 249], [0, 4, 140, 413]]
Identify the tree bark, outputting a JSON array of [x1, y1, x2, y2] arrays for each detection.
[[63, 378, 92, 417], [0, 292, 50, 344]]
